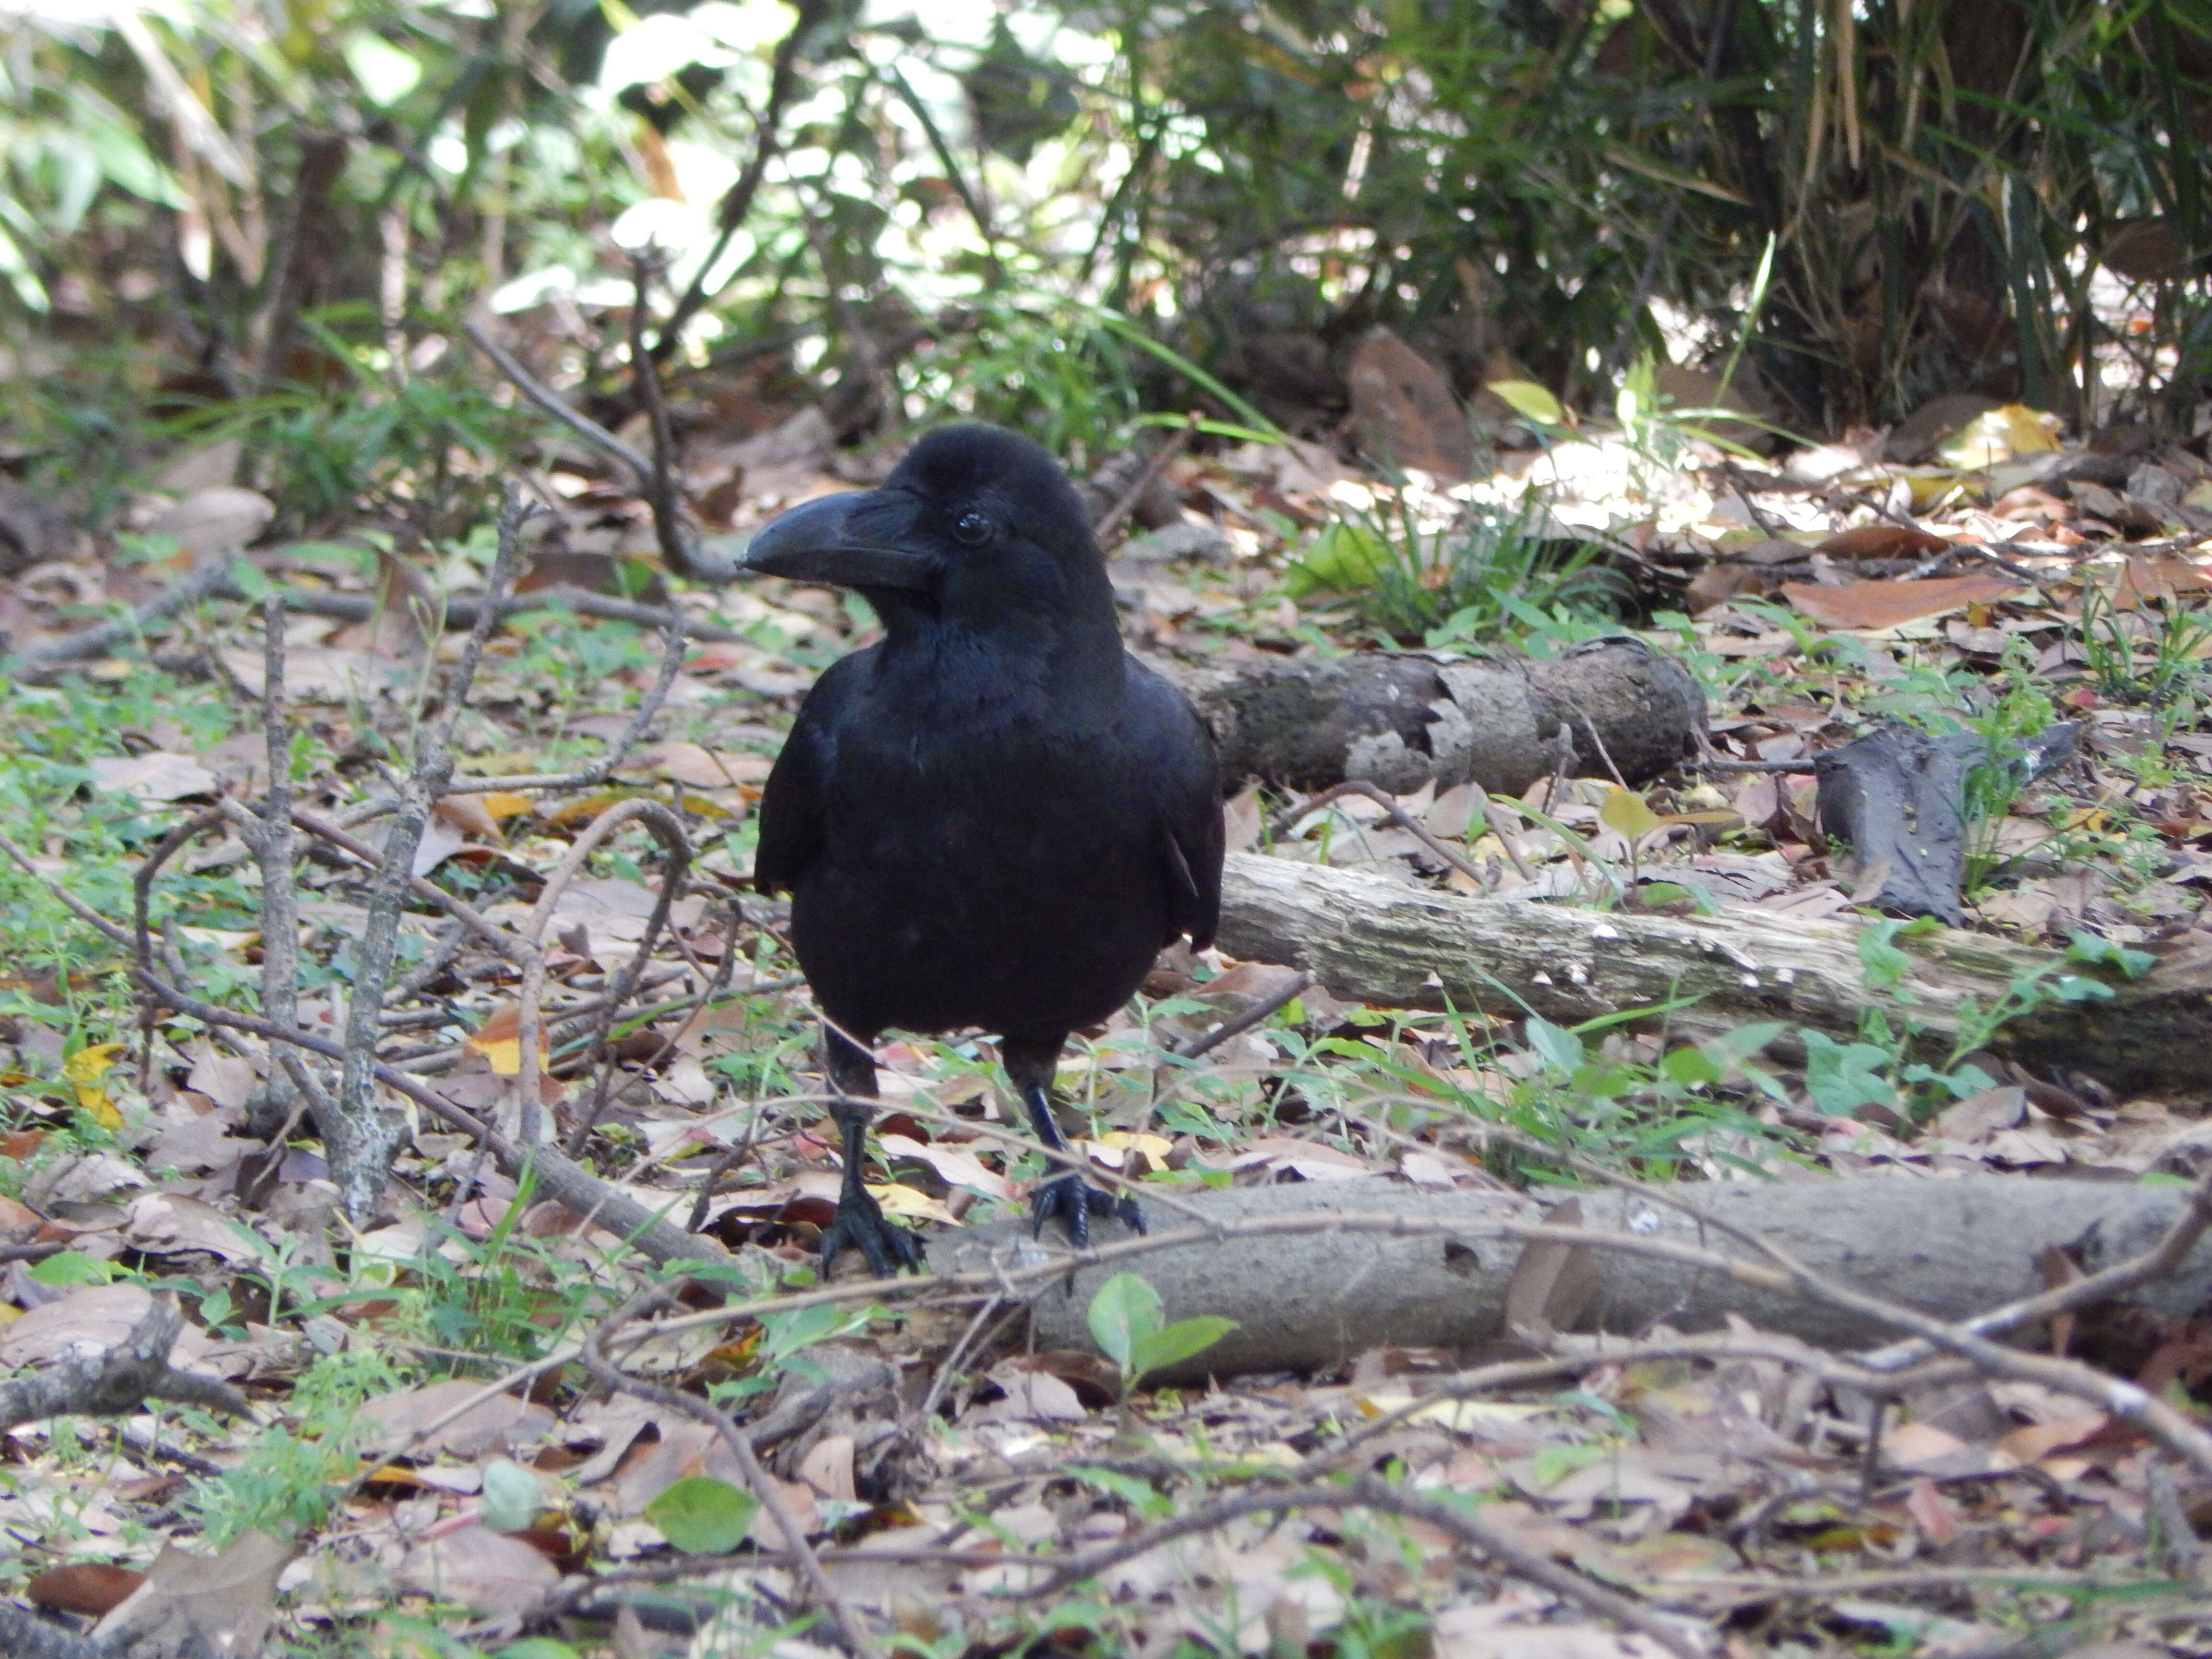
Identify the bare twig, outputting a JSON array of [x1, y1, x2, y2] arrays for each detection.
[[1092, 417, 1197, 542], [461, 317, 654, 487], [1171, 970, 1315, 1060], [653, 1, 819, 357], [1275, 779, 1495, 891], [0, 1293, 252, 1430], [251, 593, 301, 1133], [3, 553, 240, 678]]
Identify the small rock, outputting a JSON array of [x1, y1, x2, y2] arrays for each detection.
[[1117, 520, 1233, 565]]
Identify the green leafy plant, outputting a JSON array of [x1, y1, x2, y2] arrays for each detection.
[[1287, 488, 1623, 644], [1085, 1272, 1234, 1401]]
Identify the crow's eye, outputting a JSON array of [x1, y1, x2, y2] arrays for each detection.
[[953, 512, 993, 546]]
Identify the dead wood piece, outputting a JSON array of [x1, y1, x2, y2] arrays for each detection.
[[1213, 851, 2211, 1094], [0, 1606, 118, 1659], [1185, 637, 1705, 794], [935, 1176, 2212, 1382], [1814, 723, 1984, 923], [0, 1294, 252, 1431]]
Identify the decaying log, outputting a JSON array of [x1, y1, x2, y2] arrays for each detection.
[[1180, 637, 1705, 794], [1215, 851, 2212, 1094], [932, 1175, 2212, 1381]]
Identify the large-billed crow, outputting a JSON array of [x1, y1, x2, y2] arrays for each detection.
[[741, 425, 1225, 1274]]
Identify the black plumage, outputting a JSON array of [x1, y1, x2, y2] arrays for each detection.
[[742, 424, 1225, 1273]]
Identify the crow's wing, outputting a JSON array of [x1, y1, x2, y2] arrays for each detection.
[[1129, 661, 1225, 950], [754, 653, 868, 896]]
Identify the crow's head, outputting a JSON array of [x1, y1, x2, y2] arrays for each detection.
[[738, 425, 1112, 643]]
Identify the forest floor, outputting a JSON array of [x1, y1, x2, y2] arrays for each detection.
[[3, 373, 2212, 1659]]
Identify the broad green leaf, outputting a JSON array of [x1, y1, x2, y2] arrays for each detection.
[[1800, 1031, 1896, 1116], [1285, 520, 1390, 599], [478, 1457, 546, 1534], [1521, 1015, 1584, 1075], [29, 1251, 111, 1287], [1085, 1272, 1164, 1370], [1129, 1316, 1236, 1383], [1598, 788, 1662, 842], [645, 1475, 758, 1554], [1485, 379, 1566, 427]]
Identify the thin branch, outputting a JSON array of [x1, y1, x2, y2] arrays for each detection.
[[0, 1293, 252, 1430], [1171, 971, 1314, 1061], [653, 0, 819, 356]]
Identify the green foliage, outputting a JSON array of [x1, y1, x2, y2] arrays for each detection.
[[1287, 489, 1624, 644], [645, 1474, 760, 1554], [184, 1347, 406, 1544], [1085, 1271, 1235, 1397]]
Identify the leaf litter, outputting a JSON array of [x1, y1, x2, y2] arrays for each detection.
[[4, 382, 2212, 1656]]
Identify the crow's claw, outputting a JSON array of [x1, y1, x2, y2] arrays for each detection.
[[1029, 1171, 1145, 1248], [820, 1189, 926, 1276]]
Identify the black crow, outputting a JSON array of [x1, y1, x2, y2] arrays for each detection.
[[741, 425, 1225, 1274]]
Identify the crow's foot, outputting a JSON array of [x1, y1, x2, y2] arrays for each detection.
[[820, 1188, 926, 1276], [1030, 1171, 1145, 1249]]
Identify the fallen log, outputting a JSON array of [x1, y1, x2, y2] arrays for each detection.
[[933, 1175, 2212, 1382], [1215, 851, 2212, 1095], [1179, 637, 1705, 794]]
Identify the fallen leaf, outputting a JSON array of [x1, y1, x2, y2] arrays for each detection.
[[1816, 524, 1948, 562], [144, 486, 274, 558], [878, 1133, 1013, 1201], [25, 1563, 145, 1616], [1348, 327, 1475, 480], [355, 1379, 556, 1458], [1782, 572, 2022, 629], [87, 752, 218, 805], [94, 1528, 293, 1658], [467, 1002, 550, 1078], [396, 1520, 556, 1616]]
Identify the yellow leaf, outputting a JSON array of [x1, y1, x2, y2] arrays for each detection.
[[866, 1183, 958, 1224], [62, 1043, 124, 1084], [476, 1037, 523, 1076], [1599, 788, 1663, 842], [1938, 404, 2062, 469], [466, 1003, 546, 1078], [479, 792, 533, 820], [1485, 378, 1567, 427], [1095, 1131, 1174, 1162]]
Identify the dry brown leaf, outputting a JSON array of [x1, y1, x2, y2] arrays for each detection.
[[354, 1379, 556, 1459], [94, 1529, 293, 1658], [1346, 327, 1475, 481], [25, 1562, 146, 1616], [395, 1521, 557, 1617], [1504, 1195, 1601, 1341], [144, 486, 274, 559], [1781, 572, 2021, 629], [433, 793, 505, 839], [87, 752, 218, 804], [1815, 524, 1948, 562], [466, 1001, 550, 1078]]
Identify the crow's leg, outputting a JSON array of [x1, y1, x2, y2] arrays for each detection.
[[817, 1024, 924, 1275], [1002, 1034, 1144, 1248]]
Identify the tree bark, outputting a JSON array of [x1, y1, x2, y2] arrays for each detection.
[[1214, 851, 2212, 1094], [931, 1175, 2212, 1382], [1179, 637, 1705, 795]]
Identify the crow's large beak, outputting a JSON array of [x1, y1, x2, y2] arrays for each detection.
[[738, 490, 938, 591]]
